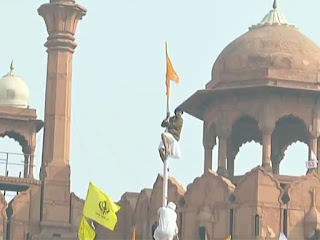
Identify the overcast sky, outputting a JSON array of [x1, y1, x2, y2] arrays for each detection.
[[1, 0, 319, 201]]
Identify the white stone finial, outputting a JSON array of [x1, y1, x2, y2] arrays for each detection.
[[10, 60, 14, 73], [249, 0, 292, 30], [273, 0, 278, 10]]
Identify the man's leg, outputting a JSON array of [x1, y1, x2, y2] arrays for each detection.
[[158, 148, 166, 162], [161, 133, 169, 160], [161, 133, 169, 154]]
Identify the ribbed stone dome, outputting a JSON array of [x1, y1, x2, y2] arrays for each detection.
[[207, 4, 320, 90], [0, 62, 29, 108]]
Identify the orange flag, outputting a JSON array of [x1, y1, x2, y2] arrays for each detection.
[[131, 227, 136, 240], [165, 41, 179, 97]]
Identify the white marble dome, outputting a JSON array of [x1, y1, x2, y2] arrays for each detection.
[[0, 62, 29, 108]]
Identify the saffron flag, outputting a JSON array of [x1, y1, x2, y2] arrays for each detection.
[[165, 41, 179, 96], [131, 227, 136, 240], [78, 215, 96, 240], [225, 235, 231, 240], [83, 182, 121, 231]]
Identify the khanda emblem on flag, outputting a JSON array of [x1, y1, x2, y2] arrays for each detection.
[[99, 201, 110, 215]]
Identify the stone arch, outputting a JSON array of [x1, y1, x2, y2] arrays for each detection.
[[272, 98, 313, 132], [287, 173, 320, 210], [0, 130, 29, 154], [285, 173, 320, 239], [97, 192, 139, 239], [233, 167, 282, 239], [271, 115, 309, 174], [228, 115, 262, 176], [235, 167, 282, 204], [0, 130, 31, 178], [185, 170, 235, 208], [6, 187, 31, 239], [183, 170, 235, 239], [133, 189, 152, 240], [148, 174, 185, 227]]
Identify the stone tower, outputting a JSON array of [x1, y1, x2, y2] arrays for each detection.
[[37, 0, 86, 236], [0, 62, 43, 239], [181, 1, 320, 177], [0, 0, 87, 239], [178, 1, 320, 239]]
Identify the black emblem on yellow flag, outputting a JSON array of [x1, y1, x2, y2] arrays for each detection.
[[99, 201, 110, 215]]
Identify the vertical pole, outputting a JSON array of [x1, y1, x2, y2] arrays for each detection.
[[162, 80, 170, 207], [28, 153, 34, 178], [23, 154, 28, 178], [262, 129, 272, 172], [5, 153, 8, 176], [162, 159, 169, 207]]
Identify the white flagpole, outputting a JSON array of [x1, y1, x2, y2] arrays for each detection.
[[163, 67, 170, 207], [162, 159, 169, 207]]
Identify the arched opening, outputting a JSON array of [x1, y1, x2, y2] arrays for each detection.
[[233, 141, 262, 176], [229, 116, 262, 176], [0, 135, 25, 178], [229, 208, 234, 237], [198, 226, 207, 240], [272, 115, 309, 175], [0, 131, 31, 204], [254, 214, 260, 237], [280, 142, 308, 176]]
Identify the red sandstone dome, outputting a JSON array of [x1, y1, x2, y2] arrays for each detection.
[[206, 7, 320, 91]]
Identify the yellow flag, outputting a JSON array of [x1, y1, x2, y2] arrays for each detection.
[[83, 182, 121, 231], [78, 215, 96, 240], [225, 235, 231, 240], [131, 227, 136, 240], [165, 41, 179, 97]]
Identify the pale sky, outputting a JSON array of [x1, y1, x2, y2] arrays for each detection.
[[0, 0, 319, 202]]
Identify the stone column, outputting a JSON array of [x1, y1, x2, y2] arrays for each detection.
[[271, 136, 281, 174], [204, 145, 214, 172], [227, 149, 236, 177], [23, 154, 29, 178], [261, 129, 272, 172], [203, 122, 216, 173], [27, 134, 36, 178], [308, 136, 318, 174], [38, 0, 86, 228], [271, 155, 281, 174], [217, 135, 228, 176], [309, 136, 317, 159], [28, 151, 35, 179], [311, 103, 320, 174]]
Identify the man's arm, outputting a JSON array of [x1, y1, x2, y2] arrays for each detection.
[[166, 117, 183, 130], [161, 119, 169, 128], [161, 112, 171, 127], [175, 224, 178, 235]]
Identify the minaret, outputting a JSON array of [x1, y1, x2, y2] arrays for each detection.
[[37, 0, 86, 229]]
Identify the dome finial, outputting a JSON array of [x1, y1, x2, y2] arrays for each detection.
[[273, 0, 278, 10], [10, 60, 14, 73], [250, 0, 290, 29]]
